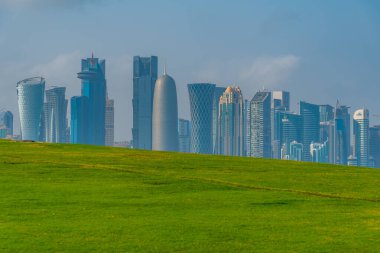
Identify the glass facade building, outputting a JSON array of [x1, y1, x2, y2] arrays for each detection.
[[250, 91, 272, 158], [178, 119, 191, 153], [132, 56, 158, 150], [188, 83, 216, 154], [17, 77, 45, 141], [0, 110, 13, 136], [105, 99, 115, 147], [369, 125, 380, 168], [77, 55, 107, 146], [212, 86, 227, 154], [300, 101, 320, 161], [216, 86, 245, 156], [334, 103, 350, 165], [43, 87, 68, 143], [353, 108, 369, 167], [70, 96, 89, 144]]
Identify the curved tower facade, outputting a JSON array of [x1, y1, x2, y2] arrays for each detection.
[[188, 83, 216, 154], [152, 73, 179, 151], [17, 77, 45, 141]]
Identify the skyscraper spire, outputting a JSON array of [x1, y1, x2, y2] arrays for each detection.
[[163, 62, 167, 75]]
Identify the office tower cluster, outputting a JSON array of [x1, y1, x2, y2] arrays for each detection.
[[15, 54, 114, 146], [11, 54, 380, 168]]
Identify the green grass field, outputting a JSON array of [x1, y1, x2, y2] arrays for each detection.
[[0, 140, 379, 252]]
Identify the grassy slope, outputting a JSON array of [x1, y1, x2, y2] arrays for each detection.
[[0, 140, 379, 252]]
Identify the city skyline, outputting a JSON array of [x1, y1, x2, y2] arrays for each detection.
[[1, 1, 380, 140]]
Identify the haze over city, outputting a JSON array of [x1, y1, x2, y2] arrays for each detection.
[[1, 0, 380, 141]]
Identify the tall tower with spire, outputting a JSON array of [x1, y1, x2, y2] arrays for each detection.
[[152, 67, 179, 151]]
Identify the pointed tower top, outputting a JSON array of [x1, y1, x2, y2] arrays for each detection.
[[163, 62, 167, 75]]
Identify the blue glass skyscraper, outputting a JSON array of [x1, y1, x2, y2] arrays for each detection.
[[0, 110, 13, 136], [300, 101, 320, 161], [44, 87, 68, 143], [132, 56, 158, 150], [70, 96, 89, 144], [188, 83, 216, 154], [17, 77, 45, 141], [77, 55, 107, 146], [353, 108, 369, 167]]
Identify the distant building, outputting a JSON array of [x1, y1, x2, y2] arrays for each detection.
[[212, 86, 227, 154], [132, 56, 158, 150], [334, 102, 350, 165], [272, 91, 290, 111], [287, 141, 303, 161], [0, 110, 13, 136], [17, 77, 45, 141], [369, 125, 380, 168], [188, 83, 216, 154], [310, 140, 329, 163], [300, 101, 320, 161], [353, 108, 369, 167], [43, 87, 68, 143], [278, 112, 302, 159], [319, 104, 334, 122], [70, 96, 89, 144], [272, 91, 290, 159], [77, 54, 107, 146], [244, 99, 251, 157], [216, 86, 245, 156], [178, 119, 191, 153], [105, 99, 115, 147], [250, 91, 271, 158], [152, 70, 179, 151]]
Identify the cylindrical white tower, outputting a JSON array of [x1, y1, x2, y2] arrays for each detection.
[[152, 72, 179, 151]]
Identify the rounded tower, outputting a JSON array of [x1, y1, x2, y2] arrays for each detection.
[[152, 71, 179, 151]]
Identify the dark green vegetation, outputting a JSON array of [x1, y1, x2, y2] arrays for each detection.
[[0, 140, 379, 252]]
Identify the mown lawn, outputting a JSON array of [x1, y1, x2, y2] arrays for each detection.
[[0, 140, 379, 252]]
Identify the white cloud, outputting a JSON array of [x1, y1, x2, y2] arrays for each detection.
[[239, 55, 300, 88]]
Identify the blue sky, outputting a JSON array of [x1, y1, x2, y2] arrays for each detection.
[[1, 0, 380, 140]]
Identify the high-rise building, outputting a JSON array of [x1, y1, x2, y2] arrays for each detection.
[[250, 91, 271, 158], [278, 112, 302, 159], [272, 91, 291, 159], [300, 101, 320, 161], [105, 99, 115, 146], [70, 96, 89, 144], [319, 104, 334, 122], [77, 54, 107, 146], [310, 140, 329, 163], [178, 119, 191, 153], [212, 86, 227, 154], [353, 108, 369, 167], [0, 110, 13, 136], [188, 83, 216, 154], [334, 102, 350, 165], [17, 77, 45, 141], [369, 125, 380, 168], [43, 87, 68, 143], [216, 86, 245, 156], [272, 91, 290, 111], [132, 56, 158, 150], [244, 99, 251, 157], [152, 71, 178, 151], [319, 121, 335, 163], [287, 141, 303, 161]]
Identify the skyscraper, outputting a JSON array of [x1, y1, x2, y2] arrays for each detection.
[[43, 87, 68, 143], [272, 91, 291, 159], [319, 104, 334, 122], [0, 110, 13, 136], [105, 99, 115, 147], [369, 125, 380, 168], [310, 140, 329, 163], [77, 54, 107, 146], [278, 112, 302, 159], [178, 119, 191, 153], [17, 77, 45, 141], [152, 70, 179, 151], [300, 101, 320, 161], [250, 91, 271, 158], [216, 86, 245, 156], [188, 83, 216, 154], [353, 108, 369, 167], [212, 86, 227, 154], [132, 56, 158, 150], [70, 96, 89, 144], [244, 99, 251, 157], [334, 102, 350, 165]]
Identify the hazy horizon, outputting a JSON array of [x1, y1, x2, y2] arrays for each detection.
[[1, 0, 380, 140]]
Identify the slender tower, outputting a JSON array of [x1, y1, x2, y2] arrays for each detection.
[[152, 67, 179, 151]]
